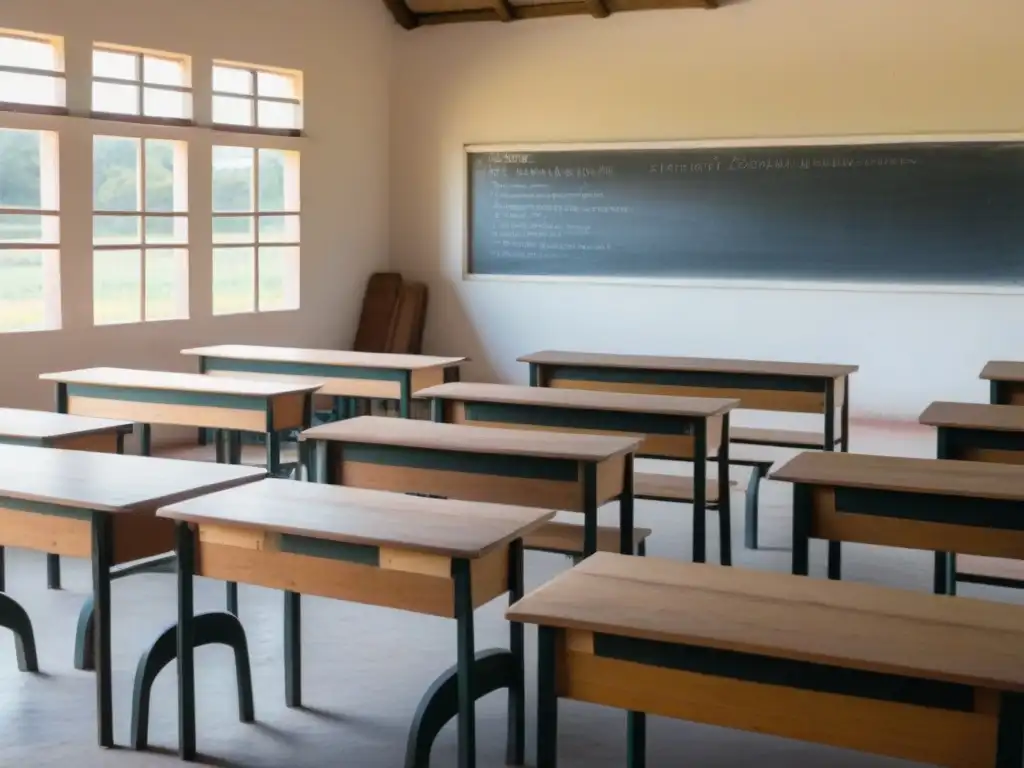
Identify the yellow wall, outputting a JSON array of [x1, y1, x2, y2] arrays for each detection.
[[0, 0, 392, 428], [390, 0, 1024, 417]]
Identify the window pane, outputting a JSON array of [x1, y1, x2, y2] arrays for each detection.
[[93, 215, 141, 245], [144, 140, 184, 212], [213, 146, 254, 212], [93, 249, 141, 325], [0, 213, 58, 243], [143, 86, 189, 119], [0, 250, 50, 332], [143, 55, 185, 86], [258, 246, 299, 311], [93, 136, 140, 211], [213, 247, 255, 315], [145, 215, 187, 245], [213, 215, 254, 244], [0, 35, 59, 71], [213, 65, 252, 95], [258, 215, 299, 243], [258, 149, 290, 211], [0, 71, 64, 107], [145, 248, 188, 321], [256, 71, 295, 98], [92, 81, 139, 114], [93, 49, 137, 80], [256, 100, 299, 130], [0, 129, 42, 208], [212, 94, 253, 126]]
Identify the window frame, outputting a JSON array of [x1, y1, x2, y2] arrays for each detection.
[[211, 61, 302, 137], [91, 44, 193, 126], [0, 125, 62, 333], [211, 144, 300, 315], [0, 28, 67, 116], [91, 134, 190, 326]]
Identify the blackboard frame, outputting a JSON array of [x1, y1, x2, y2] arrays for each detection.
[[462, 132, 1024, 295]]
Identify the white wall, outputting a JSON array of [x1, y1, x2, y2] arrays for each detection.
[[0, 0, 392, 423], [390, 0, 1024, 420]]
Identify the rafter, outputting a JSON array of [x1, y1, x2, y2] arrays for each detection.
[[381, 0, 419, 30]]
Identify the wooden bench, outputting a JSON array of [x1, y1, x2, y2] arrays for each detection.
[[133, 480, 553, 767], [524, 521, 651, 559], [771, 450, 1024, 586], [508, 551, 1024, 768], [0, 408, 133, 593], [518, 349, 858, 550], [418, 381, 738, 564], [301, 415, 642, 559], [920, 399, 1024, 594], [0, 444, 263, 748]]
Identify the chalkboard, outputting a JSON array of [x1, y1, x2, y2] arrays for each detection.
[[466, 141, 1024, 284]]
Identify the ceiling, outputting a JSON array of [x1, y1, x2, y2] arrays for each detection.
[[381, 0, 717, 29]]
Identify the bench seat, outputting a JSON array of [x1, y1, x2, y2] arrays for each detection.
[[731, 427, 830, 450], [634, 473, 733, 504], [524, 521, 651, 557]]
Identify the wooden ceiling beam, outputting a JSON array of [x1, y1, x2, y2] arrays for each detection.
[[381, 0, 419, 30], [492, 0, 516, 21], [585, 0, 611, 17]]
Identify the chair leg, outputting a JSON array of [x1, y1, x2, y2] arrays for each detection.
[[744, 466, 764, 550]]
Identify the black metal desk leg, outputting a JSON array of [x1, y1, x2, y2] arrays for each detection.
[[506, 540, 525, 765], [92, 512, 114, 748], [536, 626, 559, 768], [453, 558, 477, 768], [176, 521, 197, 760], [692, 421, 708, 564], [619, 454, 635, 555], [582, 463, 598, 558]]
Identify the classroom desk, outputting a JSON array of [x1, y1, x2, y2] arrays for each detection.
[[183, 344, 466, 419], [770, 451, 1024, 584], [38, 367, 319, 596], [0, 445, 263, 748], [301, 415, 641, 558], [981, 361, 1024, 406], [417, 381, 738, 564], [508, 552, 1024, 768], [518, 350, 858, 549], [132, 480, 553, 767], [920, 400, 1024, 594]]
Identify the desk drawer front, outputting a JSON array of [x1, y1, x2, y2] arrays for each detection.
[[544, 366, 827, 414], [0, 498, 91, 557], [65, 384, 268, 432], [557, 629, 997, 768], [807, 486, 1024, 559], [944, 427, 1024, 465], [204, 357, 405, 399], [451, 401, 698, 460]]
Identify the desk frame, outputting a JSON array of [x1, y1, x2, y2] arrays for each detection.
[[132, 520, 529, 768], [427, 396, 729, 564], [309, 437, 635, 560], [526, 359, 851, 554]]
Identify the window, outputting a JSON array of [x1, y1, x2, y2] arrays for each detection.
[[92, 46, 191, 121], [0, 29, 64, 110], [0, 128, 60, 333], [212, 63, 301, 132], [212, 145, 299, 314], [93, 136, 188, 325]]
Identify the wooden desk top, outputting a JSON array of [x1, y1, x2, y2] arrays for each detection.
[[506, 552, 1024, 691], [416, 382, 738, 418], [919, 400, 1024, 432], [0, 408, 132, 440], [0, 444, 265, 513], [159, 478, 554, 558], [183, 344, 466, 370], [40, 367, 322, 397], [518, 350, 859, 379], [770, 450, 1024, 501], [981, 361, 1024, 383], [302, 415, 642, 461]]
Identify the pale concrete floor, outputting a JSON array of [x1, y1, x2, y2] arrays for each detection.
[[1, 420, 1020, 767]]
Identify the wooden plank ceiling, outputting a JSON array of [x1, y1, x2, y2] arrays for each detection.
[[382, 0, 717, 29]]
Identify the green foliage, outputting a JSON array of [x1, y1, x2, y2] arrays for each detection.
[[0, 128, 42, 208]]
